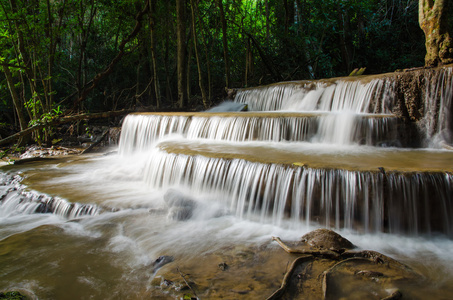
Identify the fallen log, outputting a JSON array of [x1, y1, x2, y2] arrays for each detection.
[[81, 129, 110, 154], [0, 109, 132, 147]]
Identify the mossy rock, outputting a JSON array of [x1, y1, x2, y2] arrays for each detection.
[[0, 292, 26, 300], [301, 228, 355, 251]]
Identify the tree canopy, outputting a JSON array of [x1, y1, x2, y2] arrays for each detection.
[[0, 0, 446, 142]]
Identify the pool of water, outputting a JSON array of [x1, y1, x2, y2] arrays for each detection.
[[0, 153, 452, 299]]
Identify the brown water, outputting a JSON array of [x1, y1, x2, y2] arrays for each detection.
[[157, 139, 453, 172], [0, 153, 453, 299], [2, 66, 453, 299]]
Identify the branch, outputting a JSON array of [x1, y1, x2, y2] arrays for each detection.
[[243, 31, 282, 82], [81, 128, 109, 154], [271, 236, 340, 259], [0, 109, 132, 147], [71, 2, 150, 110]]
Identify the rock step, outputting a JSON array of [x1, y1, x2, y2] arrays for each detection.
[[157, 139, 453, 173], [119, 112, 406, 154]]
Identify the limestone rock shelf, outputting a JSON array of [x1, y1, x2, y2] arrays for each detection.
[[119, 112, 405, 153], [157, 139, 453, 173]]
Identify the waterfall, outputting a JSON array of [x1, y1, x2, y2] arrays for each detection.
[[422, 67, 453, 147], [0, 175, 100, 219], [141, 149, 452, 235], [119, 112, 401, 149], [234, 77, 394, 113], [116, 67, 453, 236]]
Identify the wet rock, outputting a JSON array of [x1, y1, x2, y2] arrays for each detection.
[[205, 101, 247, 112], [164, 189, 197, 221], [152, 255, 174, 271], [355, 270, 384, 278], [270, 230, 423, 300], [218, 262, 228, 271], [381, 290, 403, 300], [301, 228, 355, 251], [19, 146, 80, 160]]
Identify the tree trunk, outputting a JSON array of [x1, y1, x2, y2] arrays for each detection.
[[190, 0, 208, 108], [244, 32, 282, 82], [2, 64, 28, 132], [72, 1, 149, 110], [194, 1, 212, 101], [8, 0, 43, 120], [176, 0, 188, 108], [265, 0, 270, 40], [148, 0, 161, 108], [419, 0, 453, 66], [217, 0, 230, 88]]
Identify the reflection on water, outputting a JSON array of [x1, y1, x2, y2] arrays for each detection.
[[0, 153, 453, 299]]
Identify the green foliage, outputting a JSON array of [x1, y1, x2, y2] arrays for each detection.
[[0, 291, 26, 300], [0, 0, 430, 120]]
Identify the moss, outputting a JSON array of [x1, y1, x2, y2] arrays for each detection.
[[0, 292, 26, 300]]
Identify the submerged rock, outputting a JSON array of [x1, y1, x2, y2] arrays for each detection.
[[152, 255, 174, 272], [164, 189, 197, 221], [205, 101, 247, 112]]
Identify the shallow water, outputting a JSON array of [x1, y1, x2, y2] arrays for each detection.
[[1, 153, 453, 299]]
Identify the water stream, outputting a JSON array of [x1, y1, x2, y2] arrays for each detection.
[[1, 68, 453, 299]]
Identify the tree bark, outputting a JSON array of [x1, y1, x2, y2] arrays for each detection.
[[419, 0, 453, 66], [244, 32, 282, 82], [2, 64, 28, 132], [148, 0, 161, 108], [8, 0, 42, 120], [217, 0, 230, 88], [190, 0, 208, 108], [176, 0, 188, 108]]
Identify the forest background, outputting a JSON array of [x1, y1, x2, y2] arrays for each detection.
[[0, 0, 451, 147]]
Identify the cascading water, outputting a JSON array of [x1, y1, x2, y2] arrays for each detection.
[[422, 67, 453, 146], [1, 67, 453, 299], [234, 77, 393, 113], [116, 67, 453, 236]]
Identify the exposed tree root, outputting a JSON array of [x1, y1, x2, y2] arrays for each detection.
[[266, 255, 314, 300], [271, 236, 340, 259], [270, 236, 421, 300], [321, 257, 373, 299], [177, 267, 199, 299]]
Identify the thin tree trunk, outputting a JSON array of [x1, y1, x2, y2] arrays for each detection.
[[244, 32, 282, 82], [190, 0, 208, 108], [195, 1, 212, 101], [72, 1, 149, 110], [148, 0, 161, 108], [265, 0, 270, 40], [8, 0, 43, 119], [176, 0, 188, 108], [2, 64, 27, 132], [217, 0, 230, 88], [186, 33, 193, 105]]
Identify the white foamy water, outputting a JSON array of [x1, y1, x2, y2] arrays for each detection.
[[2, 67, 453, 298]]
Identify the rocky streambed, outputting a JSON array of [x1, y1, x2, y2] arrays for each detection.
[[148, 229, 424, 299]]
